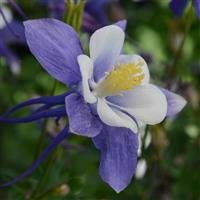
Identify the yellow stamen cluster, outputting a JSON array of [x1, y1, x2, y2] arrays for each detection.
[[94, 62, 144, 97]]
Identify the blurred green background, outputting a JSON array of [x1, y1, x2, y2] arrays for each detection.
[[0, 0, 200, 199]]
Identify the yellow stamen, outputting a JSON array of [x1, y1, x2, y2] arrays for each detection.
[[94, 62, 144, 97]]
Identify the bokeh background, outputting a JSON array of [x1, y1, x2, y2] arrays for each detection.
[[0, 0, 200, 199]]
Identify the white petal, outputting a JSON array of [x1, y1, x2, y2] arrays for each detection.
[[138, 124, 152, 148], [97, 98, 138, 133], [137, 136, 142, 156], [108, 84, 167, 125], [90, 25, 125, 81], [135, 159, 147, 179], [78, 55, 97, 104], [145, 133, 152, 149], [0, 6, 13, 29], [115, 54, 150, 84]]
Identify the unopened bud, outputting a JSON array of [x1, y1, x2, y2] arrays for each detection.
[[54, 184, 70, 197]]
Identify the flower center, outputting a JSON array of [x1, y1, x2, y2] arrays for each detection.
[[94, 62, 144, 97]]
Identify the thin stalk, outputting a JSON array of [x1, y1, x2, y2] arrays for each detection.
[[64, 0, 74, 24], [167, 4, 193, 87], [63, 0, 86, 33], [34, 182, 63, 200], [30, 145, 60, 199], [32, 80, 58, 161], [141, 125, 149, 157], [76, 0, 85, 33], [33, 148, 65, 200], [30, 79, 58, 198]]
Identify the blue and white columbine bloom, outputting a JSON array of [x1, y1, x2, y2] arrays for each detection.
[[0, 19, 186, 192]]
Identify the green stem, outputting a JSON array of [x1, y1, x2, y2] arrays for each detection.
[[64, 0, 74, 25], [31, 145, 60, 199], [33, 182, 63, 200], [49, 80, 57, 96], [76, 0, 85, 33], [32, 80, 57, 161], [33, 148, 65, 200], [167, 4, 193, 87], [30, 79, 58, 199], [141, 125, 149, 157], [63, 0, 86, 33]]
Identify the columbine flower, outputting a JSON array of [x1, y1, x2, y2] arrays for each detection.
[[169, 0, 200, 20], [0, 1, 26, 75], [0, 19, 186, 193], [39, 0, 111, 32]]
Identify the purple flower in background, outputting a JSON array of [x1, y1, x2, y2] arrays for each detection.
[[84, 0, 110, 32], [39, 0, 65, 19], [40, 0, 111, 32], [0, 19, 186, 192], [169, 0, 200, 20], [0, 3, 26, 75]]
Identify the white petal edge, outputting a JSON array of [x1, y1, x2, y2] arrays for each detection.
[[78, 55, 97, 104], [108, 84, 167, 125], [90, 25, 125, 61], [115, 54, 150, 84], [97, 98, 138, 133]]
